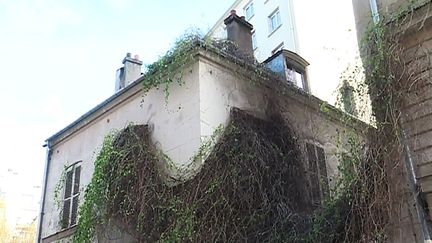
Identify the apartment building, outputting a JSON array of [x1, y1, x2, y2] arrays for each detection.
[[208, 0, 360, 105], [208, 0, 298, 62]]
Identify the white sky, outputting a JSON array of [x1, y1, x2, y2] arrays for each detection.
[[0, 0, 233, 226]]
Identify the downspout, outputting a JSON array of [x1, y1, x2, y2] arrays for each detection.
[[37, 141, 53, 243], [401, 127, 432, 240]]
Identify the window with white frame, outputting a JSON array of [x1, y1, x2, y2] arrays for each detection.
[[305, 143, 329, 207], [244, 2, 254, 20], [252, 31, 257, 50], [61, 163, 81, 229], [286, 65, 305, 89], [268, 9, 281, 33]]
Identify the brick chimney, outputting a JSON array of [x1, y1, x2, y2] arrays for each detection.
[[224, 10, 254, 57], [115, 53, 143, 92]]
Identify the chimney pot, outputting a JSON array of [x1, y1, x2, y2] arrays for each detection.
[[230, 10, 236, 15], [240, 16, 245, 20], [134, 54, 140, 60], [126, 52, 132, 58]]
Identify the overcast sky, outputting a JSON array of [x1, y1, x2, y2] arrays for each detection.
[[0, 0, 233, 225]]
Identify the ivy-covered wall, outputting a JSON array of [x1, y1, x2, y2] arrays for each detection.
[[350, 1, 432, 242]]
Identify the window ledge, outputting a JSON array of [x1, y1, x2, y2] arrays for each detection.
[[268, 24, 282, 38], [42, 225, 77, 243]]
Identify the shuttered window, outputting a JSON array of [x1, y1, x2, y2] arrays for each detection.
[[61, 164, 81, 229], [306, 143, 329, 206]]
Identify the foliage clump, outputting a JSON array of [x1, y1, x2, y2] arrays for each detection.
[[140, 33, 272, 102], [74, 108, 360, 242]]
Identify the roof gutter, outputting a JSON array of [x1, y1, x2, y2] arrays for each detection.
[[37, 141, 53, 243]]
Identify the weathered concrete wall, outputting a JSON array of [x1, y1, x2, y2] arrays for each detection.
[[197, 52, 365, 189]]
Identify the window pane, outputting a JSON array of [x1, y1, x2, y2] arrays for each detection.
[[73, 166, 81, 195], [64, 170, 73, 199], [269, 11, 281, 31], [271, 15, 277, 30], [294, 71, 304, 89], [276, 12, 281, 27], [286, 68, 294, 83], [245, 3, 254, 20]]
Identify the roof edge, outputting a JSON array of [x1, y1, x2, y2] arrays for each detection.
[[46, 40, 371, 146]]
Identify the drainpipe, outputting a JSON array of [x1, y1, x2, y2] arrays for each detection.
[[37, 141, 53, 243], [401, 127, 432, 241]]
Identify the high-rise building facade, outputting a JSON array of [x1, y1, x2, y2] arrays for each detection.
[[208, 0, 360, 105]]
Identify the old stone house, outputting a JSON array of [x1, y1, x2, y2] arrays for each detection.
[[37, 11, 368, 242]]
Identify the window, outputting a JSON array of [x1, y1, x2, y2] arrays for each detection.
[[61, 164, 81, 229], [306, 143, 329, 206], [252, 31, 257, 50], [268, 9, 281, 33], [286, 66, 305, 89], [244, 2, 254, 20]]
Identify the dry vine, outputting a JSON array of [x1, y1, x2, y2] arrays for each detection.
[[75, 109, 330, 242], [335, 5, 432, 241]]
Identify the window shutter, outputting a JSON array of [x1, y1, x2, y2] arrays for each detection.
[[316, 146, 329, 197], [71, 196, 79, 225], [306, 143, 320, 205], [71, 166, 81, 225], [64, 170, 73, 199], [73, 166, 81, 195], [62, 164, 81, 228], [62, 199, 71, 229], [62, 170, 73, 228]]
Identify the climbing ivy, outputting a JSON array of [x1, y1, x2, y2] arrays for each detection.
[[73, 133, 117, 242], [140, 32, 272, 103]]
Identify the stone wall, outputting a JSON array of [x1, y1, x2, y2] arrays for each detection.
[[398, 0, 432, 226]]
